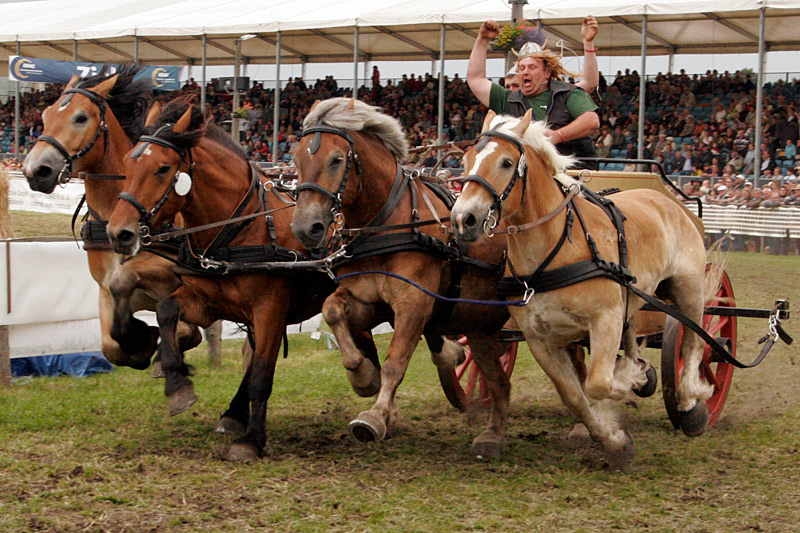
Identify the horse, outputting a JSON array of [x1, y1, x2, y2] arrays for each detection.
[[21, 64, 207, 370], [291, 98, 513, 459], [450, 109, 715, 466], [106, 100, 334, 461]]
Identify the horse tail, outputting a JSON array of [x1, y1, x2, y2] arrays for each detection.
[[703, 240, 730, 305]]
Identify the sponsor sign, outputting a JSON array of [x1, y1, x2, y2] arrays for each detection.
[[8, 56, 180, 91]]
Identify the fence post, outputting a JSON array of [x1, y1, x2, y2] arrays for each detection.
[[206, 320, 222, 367], [0, 325, 10, 386]]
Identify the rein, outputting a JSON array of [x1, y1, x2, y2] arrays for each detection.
[[36, 87, 110, 185]]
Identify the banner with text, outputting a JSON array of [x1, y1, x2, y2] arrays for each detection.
[[8, 56, 180, 91]]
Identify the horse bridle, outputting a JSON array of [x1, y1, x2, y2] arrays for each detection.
[[461, 130, 528, 234], [36, 87, 110, 184], [297, 124, 362, 227], [118, 123, 195, 239]]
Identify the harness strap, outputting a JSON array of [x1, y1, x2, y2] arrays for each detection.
[[493, 184, 579, 235]]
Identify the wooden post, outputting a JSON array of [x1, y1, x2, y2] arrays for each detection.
[[0, 325, 10, 386], [206, 320, 222, 367]]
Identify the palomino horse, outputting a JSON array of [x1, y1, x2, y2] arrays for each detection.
[[21, 64, 205, 370], [291, 98, 513, 458], [451, 110, 713, 466], [106, 100, 333, 460]]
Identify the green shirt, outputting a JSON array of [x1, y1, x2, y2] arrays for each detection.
[[489, 82, 597, 121]]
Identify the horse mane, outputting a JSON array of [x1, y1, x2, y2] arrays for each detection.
[[146, 98, 247, 161], [77, 62, 152, 144], [302, 97, 409, 162], [490, 114, 576, 189]]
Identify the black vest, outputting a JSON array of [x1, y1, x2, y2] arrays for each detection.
[[506, 80, 598, 170]]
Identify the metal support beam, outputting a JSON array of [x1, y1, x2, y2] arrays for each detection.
[[540, 25, 581, 49], [611, 15, 676, 53], [445, 23, 477, 39], [39, 41, 86, 61], [353, 26, 359, 97], [201, 34, 207, 113], [256, 34, 304, 58], [374, 26, 438, 57], [703, 12, 760, 42], [15, 41, 20, 160], [73, 40, 78, 61], [754, 7, 766, 182], [637, 15, 647, 161], [202, 37, 236, 57], [232, 40, 241, 145], [437, 23, 445, 144], [272, 31, 282, 164], [310, 29, 353, 52]]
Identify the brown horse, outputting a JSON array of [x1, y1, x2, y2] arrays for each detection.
[[21, 64, 204, 370], [106, 100, 333, 460], [451, 110, 714, 466], [291, 98, 513, 459]]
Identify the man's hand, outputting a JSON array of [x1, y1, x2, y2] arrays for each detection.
[[582, 15, 598, 43], [479, 20, 500, 42]]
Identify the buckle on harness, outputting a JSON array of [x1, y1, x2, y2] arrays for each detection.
[[523, 285, 535, 305], [200, 257, 225, 271], [138, 224, 152, 246], [484, 209, 498, 238]]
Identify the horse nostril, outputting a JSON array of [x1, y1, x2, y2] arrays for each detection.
[[116, 229, 137, 249], [35, 165, 53, 179], [308, 222, 325, 238], [464, 213, 477, 229]]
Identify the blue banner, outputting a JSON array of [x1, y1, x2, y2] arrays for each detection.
[[8, 56, 180, 91]]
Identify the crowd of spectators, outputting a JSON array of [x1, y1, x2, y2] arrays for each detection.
[[5, 66, 800, 187]]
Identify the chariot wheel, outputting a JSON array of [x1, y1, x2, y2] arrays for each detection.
[[438, 336, 517, 411], [662, 266, 737, 431]]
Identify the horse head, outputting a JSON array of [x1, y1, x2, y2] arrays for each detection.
[[292, 97, 407, 250], [451, 109, 574, 242], [107, 102, 201, 256], [23, 63, 152, 194]]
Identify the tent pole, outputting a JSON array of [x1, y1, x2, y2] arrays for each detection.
[[134, 34, 139, 63], [754, 7, 765, 183], [437, 22, 445, 144], [668, 51, 674, 74], [201, 34, 207, 113], [353, 26, 359, 98], [273, 31, 282, 164], [232, 39, 241, 145], [637, 14, 647, 162], [73, 40, 77, 61], [15, 41, 20, 160]]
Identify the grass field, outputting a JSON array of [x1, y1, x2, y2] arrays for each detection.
[[1, 213, 799, 532]]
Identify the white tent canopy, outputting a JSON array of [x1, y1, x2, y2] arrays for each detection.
[[0, 0, 799, 74]]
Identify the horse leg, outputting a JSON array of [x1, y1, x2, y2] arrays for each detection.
[[464, 333, 511, 459], [525, 334, 634, 469], [156, 289, 211, 416], [619, 315, 657, 398], [108, 265, 159, 369], [323, 288, 381, 397], [227, 306, 286, 461], [427, 334, 466, 368], [584, 312, 625, 401], [349, 304, 429, 443], [216, 368, 250, 436], [662, 274, 714, 435]]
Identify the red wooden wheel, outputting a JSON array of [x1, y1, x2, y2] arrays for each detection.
[[662, 266, 737, 431], [438, 336, 517, 411]]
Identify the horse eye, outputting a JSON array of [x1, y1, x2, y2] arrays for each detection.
[[502, 159, 514, 168], [74, 113, 88, 124], [331, 156, 344, 166], [157, 165, 171, 174]]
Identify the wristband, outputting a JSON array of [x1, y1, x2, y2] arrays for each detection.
[[584, 48, 599, 53], [556, 130, 565, 143]]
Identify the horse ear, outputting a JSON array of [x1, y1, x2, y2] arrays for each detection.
[[511, 109, 532, 136], [347, 98, 356, 110], [172, 107, 193, 133], [145, 102, 162, 127], [65, 75, 80, 89], [482, 110, 496, 132], [309, 100, 321, 113], [90, 73, 119, 98]]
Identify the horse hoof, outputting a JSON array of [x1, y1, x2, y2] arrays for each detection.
[[348, 411, 387, 443], [679, 401, 709, 437], [472, 432, 506, 460], [633, 364, 658, 398], [167, 385, 197, 416], [151, 361, 165, 379], [606, 433, 635, 472], [226, 443, 260, 462], [215, 417, 246, 435], [568, 422, 591, 441]]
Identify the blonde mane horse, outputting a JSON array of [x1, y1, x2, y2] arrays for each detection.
[[451, 110, 712, 468]]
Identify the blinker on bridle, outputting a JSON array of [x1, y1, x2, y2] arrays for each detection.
[[297, 124, 362, 227], [118, 123, 195, 242], [461, 129, 528, 234], [35, 87, 110, 184]]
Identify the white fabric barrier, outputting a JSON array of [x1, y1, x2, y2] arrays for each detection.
[[686, 204, 800, 238], [7, 173, 86, 215]]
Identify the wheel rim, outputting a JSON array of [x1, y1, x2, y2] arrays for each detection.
[[662, 266, 737, 430]]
